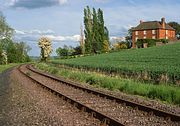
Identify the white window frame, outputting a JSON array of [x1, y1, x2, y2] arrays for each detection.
[[143, 36, 146, 39], [143, 30, 147, 35], [166, 36, 168, 39], [152, 30, 156, 34], [135, 31, 138, 35], [152, 36, 156, 39]]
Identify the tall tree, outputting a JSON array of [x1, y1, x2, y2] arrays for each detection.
[[97, 8, 105, 51], [125, 27, 133, 48], [80, 24, 85, 54], [168, 22, 180, 39], [103, 26, 110, 52], [83, 7, 109, 54], [84, 6, 93, 53], [92, 8, 99, 53]]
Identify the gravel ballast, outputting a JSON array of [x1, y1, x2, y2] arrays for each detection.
[[22, 65, 179, 126], [0, 67, 101, 126]]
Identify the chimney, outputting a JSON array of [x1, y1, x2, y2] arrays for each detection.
[[140, 20, 143, 24], [161, 17, 165, 29]]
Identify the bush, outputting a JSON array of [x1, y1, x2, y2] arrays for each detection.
[[137, 39, 169, 48]]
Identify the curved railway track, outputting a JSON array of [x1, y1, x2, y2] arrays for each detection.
[[18, 64, 180, 126]]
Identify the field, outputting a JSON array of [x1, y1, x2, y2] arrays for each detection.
[[51, 42, 180, 84]]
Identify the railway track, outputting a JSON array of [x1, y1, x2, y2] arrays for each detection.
[[18, 64, 180, 126]]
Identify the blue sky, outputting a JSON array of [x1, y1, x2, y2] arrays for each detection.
[[0, 0, 179, 56]]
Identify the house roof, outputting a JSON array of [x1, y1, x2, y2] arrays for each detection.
[[132, 21, 175, 31]]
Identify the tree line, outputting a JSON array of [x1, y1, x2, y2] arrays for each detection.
[[0, 12, 31, 64]]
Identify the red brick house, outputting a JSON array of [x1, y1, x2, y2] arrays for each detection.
[[132, 17, 176, 48]]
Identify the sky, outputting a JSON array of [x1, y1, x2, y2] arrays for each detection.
[[0, 0, 180, 56]]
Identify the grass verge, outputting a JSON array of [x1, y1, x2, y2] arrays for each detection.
[[35, 63, 180, 105], [0, 63, 20, 73]]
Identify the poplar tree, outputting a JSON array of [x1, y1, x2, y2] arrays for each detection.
[[83, 7, 110, 54], [97, 8, 105, 51], [92, 8, 99, 53], [84, 6, 93, 53]]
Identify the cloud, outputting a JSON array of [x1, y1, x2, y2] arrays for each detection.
[[14, 29, 80, 42], [5, 0, 68, 9], [94, 0, 109, 3]]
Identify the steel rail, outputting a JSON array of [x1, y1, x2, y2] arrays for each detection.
[[27, 64, 180, 122], [18, 65, 125, 126]]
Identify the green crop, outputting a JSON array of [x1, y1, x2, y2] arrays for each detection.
[[51, 42, 180, 84]]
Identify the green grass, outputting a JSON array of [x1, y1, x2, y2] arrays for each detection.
[[0, 63, 20, 73], [35, 63, 180, 105], [51, 42, 180, 84]]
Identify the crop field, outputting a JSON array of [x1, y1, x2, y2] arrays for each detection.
[[51, 42, 180, 84]]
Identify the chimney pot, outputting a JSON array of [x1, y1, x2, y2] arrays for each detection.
[[140, 20, 143, 24]]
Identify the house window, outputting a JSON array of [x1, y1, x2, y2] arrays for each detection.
[[166, 36, 168, 39], [152, 30, 156, 34], [152, 36, 156, 39], [135, 31, 138, 35], [143, 36, 146, 39], [135, 37, 138, 41], [144, 30, 147, 35]]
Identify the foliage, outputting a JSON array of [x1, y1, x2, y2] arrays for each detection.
[[84, 6, 93, 53], [168, 22, 180, 39], [84, 6, 109, 54], [0, 50, 7, 64], [125, 27, 133, 48], [56, 46, 69, 57], [0, 63, 20, 73], [102, 40, 110, 52], [113, 42, 128, 50], [137, 39, 169, 48], [0, 12, 14, 39], [38, 37, 52, 62], [51, 42, 180, 84], [0, 12, 31, 64], [36, 63, 180, 105]]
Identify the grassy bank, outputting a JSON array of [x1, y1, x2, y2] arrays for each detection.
[[35, 63, 180, 105], [51, 42, 180, 84], [0, 63, 20, 73]]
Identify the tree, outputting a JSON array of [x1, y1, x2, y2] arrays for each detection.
[[168, 22, 180, 39], [83, 7, 109, 54], [92, 8, 99, 53], [84, 6, 93, 53], [102, 40, 110, 52], [97, 8, 105, 52], [125, 28, 133, 48], [38, 37, 52, 62], [0, 12, 14, 39]]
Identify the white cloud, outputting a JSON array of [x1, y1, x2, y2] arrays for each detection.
[[15, 29, 25, 35], [14, 29, 80, 42], [58, 0, 68, 5], [44, 34, 80, 42]]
